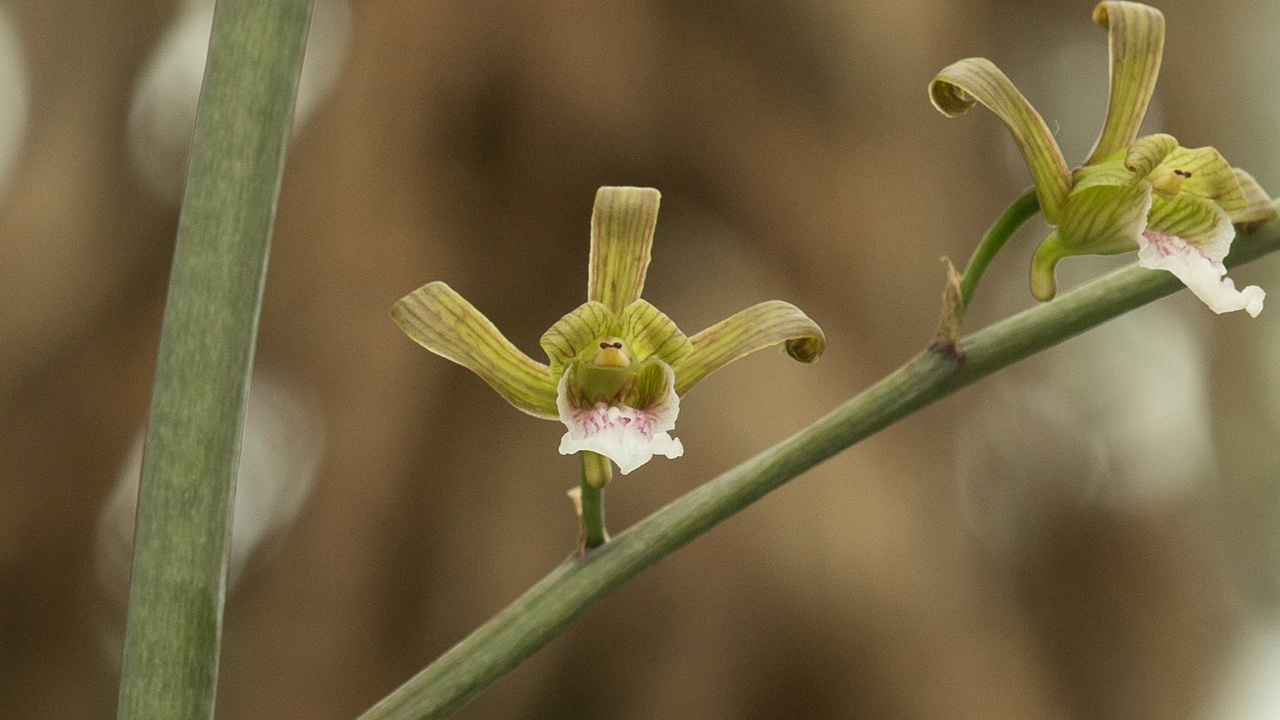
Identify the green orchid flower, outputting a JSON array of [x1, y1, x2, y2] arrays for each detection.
[[930, 1, 1276, 316], [391, 186, 825, 475]]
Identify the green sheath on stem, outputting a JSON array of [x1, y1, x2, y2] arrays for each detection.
[[115, 2, 313, 719], [357, 218, 1280, 720]]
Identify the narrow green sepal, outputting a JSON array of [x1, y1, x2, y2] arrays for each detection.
[[589, 187, 660, 313], [930, 57, 1071, 223], [1086, 1, 1165, 163], [392, 281, 559, 419], [674, 301, 824, 396]]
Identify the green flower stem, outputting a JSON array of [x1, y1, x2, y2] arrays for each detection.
[[357, 217, 1280, 720], [580, 452, 611, 550], [959, 188, 1042, 309], [115, 2, 313, 720]]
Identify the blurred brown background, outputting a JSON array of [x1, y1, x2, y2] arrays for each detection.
[[3, 0, 1280, 718]]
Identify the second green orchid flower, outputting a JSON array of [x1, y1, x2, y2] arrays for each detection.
[[392, 187, 825, 475], [930, 1, 1276, 316]]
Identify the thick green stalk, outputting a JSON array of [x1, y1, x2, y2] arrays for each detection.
[[356, 219, 1280, 720], [115, 2, 312, 720]]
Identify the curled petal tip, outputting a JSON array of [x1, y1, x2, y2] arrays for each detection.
[[785, 336, 825, 364], [675, 301, 824, 396], [928, 67, 978, 118], [930, 57, 1071, 223]]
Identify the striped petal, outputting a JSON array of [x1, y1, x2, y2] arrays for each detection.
[[588, 187, 660, 312], [1231, 168, 1278, 231], [619, 299, 693, 367], [540, 301, 616, 377], [1031, 177, 1151, 301], [673, 301, 825, 396], [1139, 194, 1263, 316], [1157, 145, 1245, 216], [931, 57, 1071, 223], [1147, 191, 1233, 260], [391, 281, 559, 418], [1086, 2, 1165, 163]]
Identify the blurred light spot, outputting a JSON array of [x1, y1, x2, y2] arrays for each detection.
[[1211, 621, 1280, 720], [956, 304, 1213, 557], [94, 369, 325, 665], [127, 0, 352, 203]]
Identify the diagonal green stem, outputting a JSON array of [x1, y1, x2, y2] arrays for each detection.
[[115, 2, 313, 719], [357, 219, 1280, 720], [959, 188, 1042, 309]]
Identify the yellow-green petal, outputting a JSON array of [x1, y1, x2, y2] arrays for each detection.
[[1086, 1, 1165, 163], [627, 359, 675, 411], [1072, 155, 1137, 192], [1231, 168, 1278, 231], [1160, 146, 1246, 216], [673, 301, 824, 396], [1147, 192, 1233, 258], [931, 58, 1071, 223], [392, 281, 559, 419], [589, 186, 660, 312], [540, 301, 616, 377], [1056, 179, 1151, 255], [1032, 179, 1151, 301], [619, 299, 693, 367], [1123, 133, 1177, 178]]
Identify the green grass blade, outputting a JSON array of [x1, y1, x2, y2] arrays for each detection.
[[115, 2, 313, 719]]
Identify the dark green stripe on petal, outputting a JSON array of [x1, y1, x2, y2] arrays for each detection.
[[392, 281, 559, 419], [931, 58, 1071, 224], [589, 187, 660, 312], [540, 301, 615, 377], [1056, 180, 1151, 255], [1231, 168, 1278, 231], [1147, 193, 1233, 259], [1124, 133, 1177, 178], [673, 301, 824, 396], [1161, 146, 1246, 216], [1087, 2, 1165, 163], [619, 299, 693, 367]]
